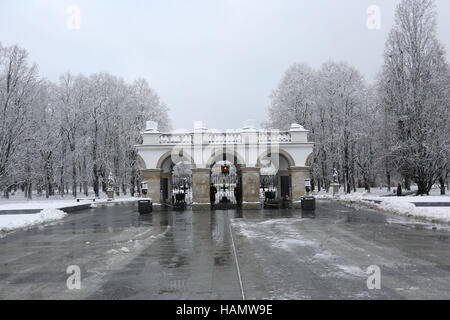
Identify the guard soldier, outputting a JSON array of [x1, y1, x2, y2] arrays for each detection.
[[234, 182, 242, 206], [397, 183, 402, 197], [210, 183, 217, 205]]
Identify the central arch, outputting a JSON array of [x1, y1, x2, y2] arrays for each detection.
[[205, 149, 245, 209], [205, 149, 246, 169]]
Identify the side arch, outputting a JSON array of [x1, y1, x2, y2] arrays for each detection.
[[256, 148, 296, 168], [305, 152, 313, 167], [137, 155, 147, 169], [156, 150, 197, 169]]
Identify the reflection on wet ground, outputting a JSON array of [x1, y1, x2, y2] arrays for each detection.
[[0, 201, 449, 299], [89, 209, 243, 299]]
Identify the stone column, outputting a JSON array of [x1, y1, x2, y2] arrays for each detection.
[[241, 167, 261, 210], [142, 169, 161, 210], [191, 168, 211, 211], [289, 166, 310, 205]]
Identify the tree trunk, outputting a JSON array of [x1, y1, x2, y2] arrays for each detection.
[[27, 182, 32, 200], [93, 163, 99, 198], [136, 176, 142, 195], [93, 119, 99, 198], [44, 154, 53, 199], [60, 166, 65, 196], [364, 173, 370, 193], [114, 156, 120, 196], [60, 142, 66, 196], [405, 177, 411, 191], [84, 182, 88, 197], [83, 156, 88, 196], [130, 167, 136, 197], [50, 157, 55, 196], [416, 179, 428, 196], [439, 176, 445, 195], [72, 160, 77, 198], [386, 170, 391, 191], [352, 173, 356, 193], [345, 167, 350, 194], [101, 167, 107, 194], [344, 139, 350, 194]]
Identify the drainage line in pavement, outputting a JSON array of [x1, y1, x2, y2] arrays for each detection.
[[229, 223, 246, 300]]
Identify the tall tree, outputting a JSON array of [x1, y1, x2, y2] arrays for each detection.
[[378, 0, 450, 195], [0, 43, 171, 199], [0, 43, 39, 197]]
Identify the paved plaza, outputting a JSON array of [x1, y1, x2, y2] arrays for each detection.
[[0, 201, 449, 300]]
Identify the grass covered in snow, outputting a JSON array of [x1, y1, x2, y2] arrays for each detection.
[[316, 187, 450, 224], [0, 191, 148, 235], [0, 191, 148, 211], [0, 208, 67, 233], [0, 199, 85, 211]]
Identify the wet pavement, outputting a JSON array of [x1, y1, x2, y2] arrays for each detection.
[[0, 201, 449, 299], [87, 209, 242, 299], [233, 202, 450, 299]]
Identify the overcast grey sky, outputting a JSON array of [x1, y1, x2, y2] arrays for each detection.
[[1, 0, 449, 130]]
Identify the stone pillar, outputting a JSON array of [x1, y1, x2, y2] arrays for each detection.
[[241, 167, 261, 210], [289, 166, 310, 204], [191, 168, 211, 211], [142, 169, 161, 210]]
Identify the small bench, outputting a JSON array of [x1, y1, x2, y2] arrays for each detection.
[[76, 198, 96, 203]]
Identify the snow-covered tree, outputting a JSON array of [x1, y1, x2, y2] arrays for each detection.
[[378, 0, 450, 195], [267, 0, 449, 195], [0, 43, 39, 197], [268, 61, 369, 193], [0, 43, 171, 199], [268, 63, 316, 130]]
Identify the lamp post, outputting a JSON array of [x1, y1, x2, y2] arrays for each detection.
[[304, 179, 311, 195]]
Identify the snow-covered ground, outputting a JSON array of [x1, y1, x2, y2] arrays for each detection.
[[0, 199, 86, 211], [0, 208, 66, 233], [316, 186, 447, 198], [0, 191, 148, 234], [316, 187, 450, 224], [0, 192, 148, 211]]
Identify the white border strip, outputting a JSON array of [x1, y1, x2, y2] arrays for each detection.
[[229, 223, 246, 300]]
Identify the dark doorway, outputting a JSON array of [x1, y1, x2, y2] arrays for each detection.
[[281, 176, 290, 198], [161, 177, 169, 203]]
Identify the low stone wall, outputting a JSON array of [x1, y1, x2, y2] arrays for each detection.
[[59, 204, 92, 213]]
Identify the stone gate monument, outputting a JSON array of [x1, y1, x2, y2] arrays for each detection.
[[137, 120, 313, 210]]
